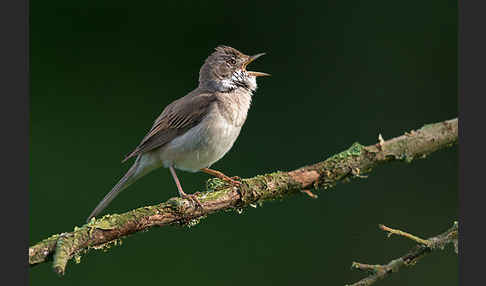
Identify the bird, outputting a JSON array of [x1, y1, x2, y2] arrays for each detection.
[[86, 45, 269, 222]]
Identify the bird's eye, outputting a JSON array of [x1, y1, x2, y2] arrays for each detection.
[[228, 58, 236, 65]]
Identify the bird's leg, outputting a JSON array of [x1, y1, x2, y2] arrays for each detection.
[[169, 166, 203, 208], [200, 168, 242, 186]]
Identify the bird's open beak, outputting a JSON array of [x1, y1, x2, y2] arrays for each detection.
[[243, 53, 271, 77]]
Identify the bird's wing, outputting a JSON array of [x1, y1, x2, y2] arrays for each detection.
[[122, 91, 218, 162]]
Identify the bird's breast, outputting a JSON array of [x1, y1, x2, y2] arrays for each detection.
[[215, 90, 252, 127], [156, 103, 244, 172]]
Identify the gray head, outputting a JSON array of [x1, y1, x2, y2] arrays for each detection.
[[198, 45, 270, 93]]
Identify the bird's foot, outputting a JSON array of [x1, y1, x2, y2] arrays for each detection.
[[221, 175, 242, 186], [229, 175, 242, 181], [181, 193, 204, 209], [201, 168, 242, 186]]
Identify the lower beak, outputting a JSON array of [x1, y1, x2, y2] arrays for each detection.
[[248, 71, 271, 77], [244, 53, 271, 77]]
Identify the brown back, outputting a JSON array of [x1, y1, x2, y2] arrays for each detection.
[[122, 89, 217, 162]]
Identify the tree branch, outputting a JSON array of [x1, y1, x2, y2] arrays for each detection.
[[29, 118, 458, 276], [347, 222, 459, 286]]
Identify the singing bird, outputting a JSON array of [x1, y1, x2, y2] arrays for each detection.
[[87, 46, 269, 222]]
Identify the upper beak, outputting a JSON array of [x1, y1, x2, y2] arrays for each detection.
[[243, 53, 271, 77]]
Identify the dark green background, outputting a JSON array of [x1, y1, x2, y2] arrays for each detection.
[[30, 1, 458, 285]]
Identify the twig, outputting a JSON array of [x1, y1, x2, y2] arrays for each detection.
[[29, 118, 458, 275], [379, 224, 429, 246], [301, 189, 318, 198], [347, 222, 458, 286]]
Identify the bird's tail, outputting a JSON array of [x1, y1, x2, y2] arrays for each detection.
[[86, 156, 143, 222]]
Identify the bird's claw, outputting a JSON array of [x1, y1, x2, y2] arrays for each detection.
[[182, 194, 204, 209], [222, 176, 242, 186]]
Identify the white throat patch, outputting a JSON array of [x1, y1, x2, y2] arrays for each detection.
[[220, 70, 257, 92]]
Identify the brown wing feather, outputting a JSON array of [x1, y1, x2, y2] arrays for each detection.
[[122, 90, 217, 162]]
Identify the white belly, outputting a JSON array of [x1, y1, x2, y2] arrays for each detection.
[[141, 109, 242, 173]]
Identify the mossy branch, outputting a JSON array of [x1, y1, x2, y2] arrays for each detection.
[[29, 118, 458, 276], [347, 222, 459, 286]]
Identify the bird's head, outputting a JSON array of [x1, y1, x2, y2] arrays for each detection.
[[199, 45, 270, 92]]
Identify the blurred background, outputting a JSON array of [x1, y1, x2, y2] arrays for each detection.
[[30, 1, 457, 285]]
